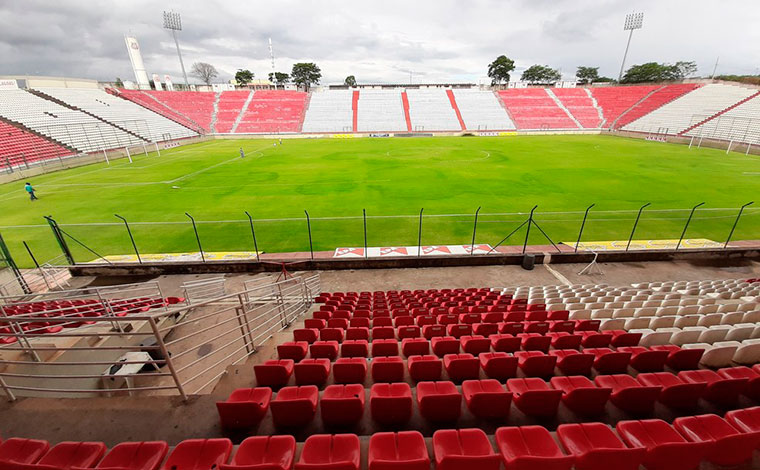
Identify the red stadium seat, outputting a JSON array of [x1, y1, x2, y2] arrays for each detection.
[[417, 381, 462, 422], [447, 324, 473, 339], [0, 438, 50, 464], [473, 323, 498, 336], [517, 333, 551, 352], [304, 319, 326, 330], [401, 338, 430, 356], [333, 357, 367, 384], [609, 330, 642, 348], [408, 354, 443, 381], [515, 351, 557, 378], [719, 366, 760, 400], [372, 326, 396, 340], [479, 352, 518, 380], [594, 374, 661, 414], [432, 429, 500, 470], [270, 385, 319, 428], [726, 406, 760, 433], [321, 384, 365, 426], [277, 341, 308, 361], [37, 441, 107, 470], [320, 327, 345, 342], [460, 335, 491, 355], [489, 334, 521, 353], [495, 426, 573, 470], [443, 353, 480, 382], [423, 324, 446, 339], [617, 346, 668, 372], [370, 383, 413, 424], [372, 339, 399, 357], [98, 442, 169, 470], [462, 379, 511, 419], [372, 356, 405, 382], [580, 331, 612, 348], [368, 431, 430, 470], [585, 348, 631, 374], [557, 423, 645, 470], [345, 327, 369, 340], [295, 434, 360, 470], [650, 345, 703, 370], [499, 322, 524, 335], [310, 341, 339, 360], [294, 328, 319, 343], [636, 372, 705, 410], [616, 419, 709, 470], [678, 369, 746, 407], [508, 377, 562, 417], [397, 326, 421, 339], [550, 376, 611, 416], [220, 436, 295, 470], [673, 414, 760, 467], [524, 322, 549, 335], [341, 339, 369, 357], [294, 359, 331, 385], [432, 336, 461, 356], [550, 349, 594, 376], [216, 387, 272, 429], [546, 332, 582, 350], [549, 321, 575, 334]]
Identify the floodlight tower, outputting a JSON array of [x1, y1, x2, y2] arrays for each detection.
[[269, 38, 276, 89], [163, 11, 189, 88], [618, 12, 644, 82]]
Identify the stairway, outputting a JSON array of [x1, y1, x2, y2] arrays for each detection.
[[545, 89, 582, 128], [678, 91, 760, 136], [401, 91, 412, 131], [230, 91, 254, 133], [446, 89, 467, 131], [352, 91, 359, 133], [210, 92, 221, 133]]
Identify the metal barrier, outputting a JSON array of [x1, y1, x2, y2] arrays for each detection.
[[0, 273, 319, 401], [181, 277, 226, 303]]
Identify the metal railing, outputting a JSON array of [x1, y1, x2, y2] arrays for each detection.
[[0, 273, 319, 401]]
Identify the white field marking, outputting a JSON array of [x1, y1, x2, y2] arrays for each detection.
[[384, 149, 491, 161], [743, 172, 760, 175], [2, 207, 758, 229], [165, 143, 273, 184]]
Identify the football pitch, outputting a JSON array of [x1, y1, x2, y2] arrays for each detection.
[[1, 134, 759, 267]]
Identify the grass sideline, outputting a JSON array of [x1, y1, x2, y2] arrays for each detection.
[[0, 134, 759, 267]]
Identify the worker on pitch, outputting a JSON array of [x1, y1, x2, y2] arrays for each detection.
[[24, 182, 38, 201], [240, 147, 245, 158]]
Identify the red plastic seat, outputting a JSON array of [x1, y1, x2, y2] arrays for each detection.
[[277, 341, 308, 361], [726, 406, 760, 432], [432, 429, 500, 470], [443, 353, 480, 382], [719, 366, 760, 400], [489, 334, 521, 353], [216, 387, 272, 429], [304, 319, 326, 330], [673, 414, 760, 466], [36, 441, 107, 470], [97, 442, 169, 470], [294, 434, 360, 470], [617, 346, 668, 372], [423, 325, 446, 339], [515, 351, 557, 378], [498, 322, 524, 335], [370, 383, 413, 424], [460, 335, 491, 355], [220, 436, 295, 470], [547, 332, 582, 350], [270, 385, 319, 428], [372, 326, 396, 340], [321, 384, 365, 426], [616, 419, 709, 470], [401, 338, 430, 356], [333, 357, 367, 384], [341, 339, 369, 357], [447, 324, 472, 339], [479, 352, 518, 380], [585, 348, 631, 374], [636, 372, 705, 410], [678, 369, 746, 407], [650, 345, 703, 370], [462, 379, 511, 419], [550, 350, 594, 376], [508, 377, 562, 417], [517, 333, 551, 352], [524, 322, 549, 335], [371, 356, 405, 382], [408, 354, 443, 381], [310, 341, 339, 360], [609, 330, 641, 347], [294, 328, 319, 343], [319, 327, 344, 342], [549, 321, 575, 334], [397, 326, 421, 339], [580, 331, 612, 348], [557, 423, 645, 470], [368, 431, 429, 470], [550, 376, 611, 416], [0, 438, 50, 464], [473, 323, 498, 336], [495, 426, 573, 470], [417, 381, 462, 422], [294, 358, 331, 385], [372, 339, 400, 357], [594, 374, 661, 414]]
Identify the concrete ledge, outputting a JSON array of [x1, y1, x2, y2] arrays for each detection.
[[69, 247, 760, 276]]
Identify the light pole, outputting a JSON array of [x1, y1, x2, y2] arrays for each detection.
[[163, 11, 189, 88], [618, 12, 644, 82]]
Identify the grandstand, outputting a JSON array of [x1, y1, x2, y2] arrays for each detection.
[[235, 90, 308, 134], [497, 89, 579, 130], [356, 89, 408, 132], [452, 89, 516, 131], [0, 120, 74, 168], [301, 90, 354, 133], [405, 89, 461, 132], [118, 89, 215, 133]]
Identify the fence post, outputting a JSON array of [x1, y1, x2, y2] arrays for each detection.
[[114, 214, 142, 263], [417, 208, 424, 257], [304, 210, 313, 260], [363, 209, 368, 259], [147, 317, 187, 401], [244, 211, 260, 262], [626, 203, 651, 251], [23, 241, 51, 291], [575, 203, 595, 252], [676, 202, 705, 250], [470, 206, 481, 255], [725, 201, 754, 248], [43, 216, 75, 264], [522, 205, 538, 254], [184, 213, 205, 262]]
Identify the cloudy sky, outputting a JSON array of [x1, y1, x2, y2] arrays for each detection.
[[1, 0, 759, 85]]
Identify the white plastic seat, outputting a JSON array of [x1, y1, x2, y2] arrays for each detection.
[[733, 339, 760, 365], [600, 319, 627, 331], [726, 324, 756, 342], [717, 304, 740, 313], [590, 309, 613, 319], [667, 327, 704, 346], [569, 310, 591, 320], [624, 317, 651, 330], [674, 315, 701, 328], [697, 305, 719, 314], [655, 306, 678, 317], [634, 328, 673, 347], [693, 341, 740, 367], [612, 308, 635, 319], [649, 316, 676, 330], [677, 306, 699, 315], [742, 311, 760, 323], [697, 325, 731, 344], [719, 312, 745, 325], [634, 307, 657, 318]]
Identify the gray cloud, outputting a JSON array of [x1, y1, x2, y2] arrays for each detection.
[[0, 0, 758, 85]]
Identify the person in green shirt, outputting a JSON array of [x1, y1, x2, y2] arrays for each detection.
[[24, 182, 38, 201]]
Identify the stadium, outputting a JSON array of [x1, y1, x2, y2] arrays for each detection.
[[2, 1, 760, 469]]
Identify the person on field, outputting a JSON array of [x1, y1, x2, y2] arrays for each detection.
[[25, 182, 38, 201], [239, 147, 245, 158]]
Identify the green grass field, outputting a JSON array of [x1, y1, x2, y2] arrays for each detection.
[[1, 134, 759, 267]]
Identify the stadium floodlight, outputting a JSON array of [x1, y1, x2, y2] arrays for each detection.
[[163, 11, 189, 88], [618, 12, 644, 82]]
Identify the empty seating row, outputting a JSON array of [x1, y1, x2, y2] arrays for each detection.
[[235, 90, 308, 133], [215, 91, 251, 133], [612, 83, 701, 129], [356, 90, 407, 132], [118, 89, 214, 132], [0, 120, 73, 169], [551, 88, 602, 128], [405, 89, 461, 131], [497, 89, 578, 129], [301, 90, 354, 133], [452, 89, 516, 131]]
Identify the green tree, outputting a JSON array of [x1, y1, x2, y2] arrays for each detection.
[[114, 77, 124, 88], [235, 69, 254, 86], [487, 55, 516, 85], [268, 72, 290, 88], [344, 75, 357, 87], [621, 62, 677, 83], [290, 63, 322, 90], [576, 66, 600, 85], [674, 61, 698, 79], [521, 65, 562, 85]]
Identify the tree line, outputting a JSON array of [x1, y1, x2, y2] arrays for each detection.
[[184, 62, 323, 90]]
